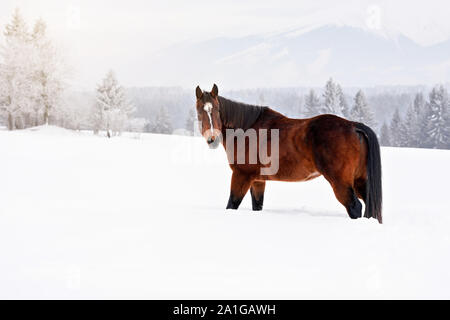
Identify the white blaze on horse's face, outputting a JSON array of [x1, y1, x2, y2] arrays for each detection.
[[203, 102, 214, 133]]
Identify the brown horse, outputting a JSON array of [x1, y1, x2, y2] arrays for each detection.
[[195, 84, 382, 223]]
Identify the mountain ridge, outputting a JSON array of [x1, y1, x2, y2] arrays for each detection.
[[141, 24, 450, 88]]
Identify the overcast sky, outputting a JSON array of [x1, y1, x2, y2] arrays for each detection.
[[1, 0, 449, 88]]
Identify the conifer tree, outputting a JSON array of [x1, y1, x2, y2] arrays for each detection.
[[410, 92, 426, 147], [303, 89, 321, 117], [350, 90, 376, 128], [185, 108, 197, 135], [94, 70, 134, 137], [379, 122, 390, 146], [425, 85, 449, 149], [321, 78, 339, 114], [336, 84, 349, 117], [390, 108, 408, 147]]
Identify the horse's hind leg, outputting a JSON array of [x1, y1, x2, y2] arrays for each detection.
[[250, 181, 266, 211], [226, 171, 252, 210], [355, 178, 371, 218], [330, 182, 362, 219], [354, 178, 367, 203]]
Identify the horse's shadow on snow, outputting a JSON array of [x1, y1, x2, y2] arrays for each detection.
[[260, 207, 345, 219], [198, 204, 345, 219]]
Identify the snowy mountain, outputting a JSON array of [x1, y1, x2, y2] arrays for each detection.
[[1, 127, 450, 298], [144, 25, 450, 88]]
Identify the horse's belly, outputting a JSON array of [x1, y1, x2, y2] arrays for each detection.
[[299, 171, 321, 181], [270, 169, 321, 182], [264, 158, 320, 181]]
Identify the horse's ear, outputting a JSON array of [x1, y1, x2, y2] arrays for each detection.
[[196, 86, 203, 99], [211, 84, 218, 98]]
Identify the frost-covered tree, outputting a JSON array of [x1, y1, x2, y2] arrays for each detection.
[[403, 93, 426, 148], [4, 8, 29, 41], [153, 106, 173, 134], [406, 92, 426, 147], [31, 18, 66, 125], [336, 84, 349, 118], [321, 78, 339, 115], [0, 8, 34, 130], [413, 92, 425, 115], [425, 85, 449, 149], [185, 107, 197, 135], [350, 90, 376, 128], [0, 9, 67, 129], [389, 108, 408, 147], [403, 106, 417, 147], [303, 89, 321, 117], [94, 70, 135, 137], [379, 122, 390, 146]]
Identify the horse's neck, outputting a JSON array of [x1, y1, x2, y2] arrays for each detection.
[[218, 96, 266, 130]]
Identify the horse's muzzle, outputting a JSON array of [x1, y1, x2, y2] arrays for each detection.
[[207, 136, 220, 149]]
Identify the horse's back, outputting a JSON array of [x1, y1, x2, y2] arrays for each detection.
[[305, 114, 360, 146]]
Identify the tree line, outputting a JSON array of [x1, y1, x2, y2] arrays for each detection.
[[380, 86, 449, 149], [303, 78, 376, 128], [299, 78, 449, 149]]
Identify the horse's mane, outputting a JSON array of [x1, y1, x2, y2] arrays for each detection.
[[218, 96, 266, 130]]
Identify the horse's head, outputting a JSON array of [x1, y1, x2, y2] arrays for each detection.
[[195, 84, 222, 148]]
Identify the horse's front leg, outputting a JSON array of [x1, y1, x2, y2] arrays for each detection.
[[250, 180, 266, 211], [226, 171, 252, 210]]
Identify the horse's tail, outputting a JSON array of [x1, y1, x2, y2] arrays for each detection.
[[355, 122, 383, 224]]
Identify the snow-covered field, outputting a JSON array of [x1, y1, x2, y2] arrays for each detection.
[[0, 126, 449, 299]]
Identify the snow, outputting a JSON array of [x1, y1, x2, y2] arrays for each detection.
[[0, 126, 449, 299]]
